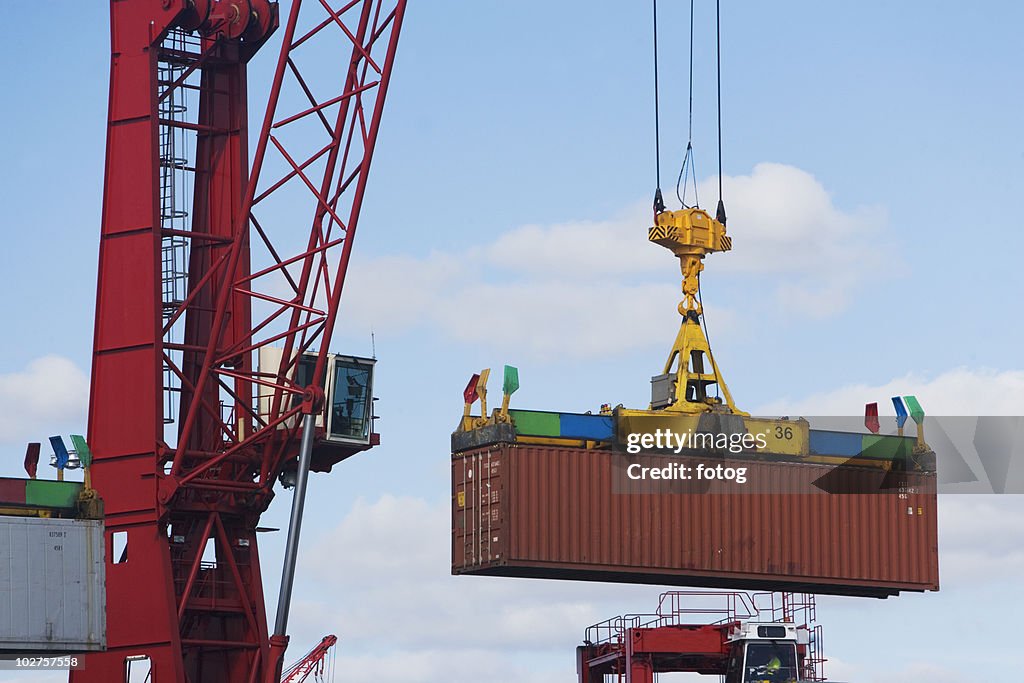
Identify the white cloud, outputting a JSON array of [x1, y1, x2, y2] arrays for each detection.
[[706, 163, 890, 317], [708, 163, 885, 271], [868, 663, 974, 683], [482, 206, 663, 279], [937, 496, 1024, 585], [755, 367, 1024, 416], [340, 163, 889, 358], [0, 355, 88, 446], [825, 655, 859, 681], [328, 649, 573, 683], [296, 495, 650, 655], [339, 212, 682, 359], [822, 659, 973, 683], [432, 280, 680, 359]]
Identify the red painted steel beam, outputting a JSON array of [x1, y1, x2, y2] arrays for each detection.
[[630, 625, 732, 656], [280, 635, 337, 683], [79, 1, 406, 681], [627, 655, 654, 683], [78, 2, 276, 681], [577, 624, 735, 683], [75, 3, 194, 680]]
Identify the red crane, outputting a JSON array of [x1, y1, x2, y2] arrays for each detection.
[[73, 2, 406, 682], [280, 635, 337, 683]]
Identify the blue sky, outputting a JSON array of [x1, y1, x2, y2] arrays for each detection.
[[1, 2, 1023, 682]]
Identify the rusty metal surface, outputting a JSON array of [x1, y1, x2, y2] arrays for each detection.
[[452, 445, 939, 598]]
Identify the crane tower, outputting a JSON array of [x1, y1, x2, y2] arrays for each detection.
[[74, 2, 407, 681]]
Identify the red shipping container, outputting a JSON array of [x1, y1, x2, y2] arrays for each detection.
[[452, 444, 939, 598]]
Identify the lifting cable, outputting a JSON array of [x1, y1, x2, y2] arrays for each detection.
[[703, 0, 725, 401], [651, 0, 729, 400], [715, 0, 727, 225], [652, 0, 665, 213], [676, 0, 699, 209], [654, 0, 727, 218]]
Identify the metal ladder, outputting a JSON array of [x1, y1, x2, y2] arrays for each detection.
[[157, 28, 194, 427]]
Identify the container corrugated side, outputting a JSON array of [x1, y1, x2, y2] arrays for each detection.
[[0, 516, 106, 652], [452, 444, 939, 598]]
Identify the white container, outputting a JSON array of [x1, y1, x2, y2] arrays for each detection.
[[0, 517, 105, 652]]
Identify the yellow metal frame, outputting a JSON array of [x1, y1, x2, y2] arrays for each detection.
[[616, 409, 810, 457], [659, 316, 743, 414], [649, 207, 742, 415], [0, 506, 54, 518]]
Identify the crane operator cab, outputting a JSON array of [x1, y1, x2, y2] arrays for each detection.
[[259, 347, 376, 446], [724, 622, 807, 683]]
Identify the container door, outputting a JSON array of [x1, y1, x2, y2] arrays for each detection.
[[452, 450, 503, 570]]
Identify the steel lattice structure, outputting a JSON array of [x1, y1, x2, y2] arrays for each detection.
[[74, 1, 406, 681], [280, 635, 337, 683]]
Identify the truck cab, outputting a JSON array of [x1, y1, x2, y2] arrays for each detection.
[[724, 622, 807, 683]]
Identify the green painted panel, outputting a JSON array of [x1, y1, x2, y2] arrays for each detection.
[[509, 410, 562, 437], [25, 480, 81, 509], [861, 434, 914, 461]]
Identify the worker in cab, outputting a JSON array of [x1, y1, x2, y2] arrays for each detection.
[[765, 653, 797, 683], [747, 654, 782, 683], [743, 644, 795, 683]]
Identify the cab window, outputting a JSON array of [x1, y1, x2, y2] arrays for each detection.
[[743, 642, 798, 682], [328, 359, 373, 442]]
